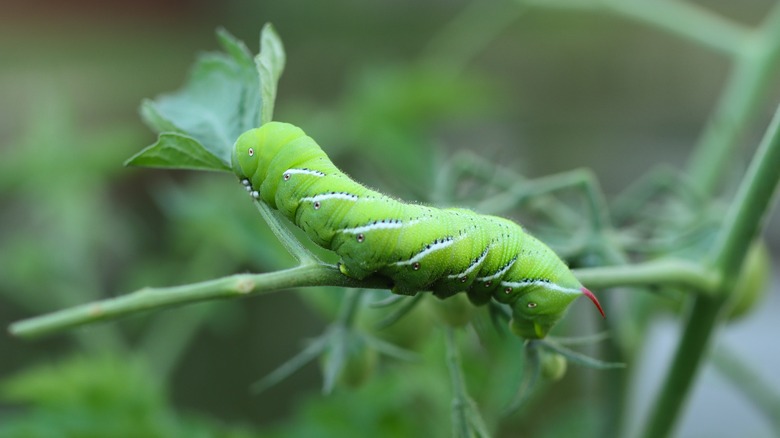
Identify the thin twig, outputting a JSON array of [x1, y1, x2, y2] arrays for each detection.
[[9, 264, 389, 339]]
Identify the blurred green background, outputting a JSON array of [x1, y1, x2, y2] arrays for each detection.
[[1, 1, 779, 437]]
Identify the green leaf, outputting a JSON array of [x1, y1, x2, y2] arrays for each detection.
[[216, 27, 254, 67], [139, 99, 184, 134], [144, 52, 260, 165], [256, 23, 286, 125], [125, 133, 231, 171], [131, 25, 285, 171], [138, 32, 266, 167]]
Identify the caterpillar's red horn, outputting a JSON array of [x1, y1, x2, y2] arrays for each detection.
[[581, 287, 605, 319]]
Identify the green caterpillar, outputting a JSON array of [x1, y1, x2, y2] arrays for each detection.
[[232, 122, 604, 339]]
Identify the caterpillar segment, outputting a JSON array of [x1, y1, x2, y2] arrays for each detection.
[[232, 122, 605, 339]]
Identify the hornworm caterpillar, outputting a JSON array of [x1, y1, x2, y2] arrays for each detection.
[[232, 122, 604, 339]]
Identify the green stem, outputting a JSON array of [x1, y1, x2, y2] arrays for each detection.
[[601, 0, 749, 57], [477, 168, 608, 233], [336, 288, 362, 327], [524, 0, 780, 200], [140, 246, 229, 382], [444, 327, 492, 438], [445, 328, 472, 438], [254, 200, 320, 264], [8, 264, 389, 339], [686, 3, 780, 196], [9, 256, 720, 340], [710, 104, 780, 282], [438, 151, 580, 230], [523, 0, 750, 56], [572, 259, 719, 293], [640, 295, 723, 438], [642, 105, 780, 438], [422, 0, 525, 75]]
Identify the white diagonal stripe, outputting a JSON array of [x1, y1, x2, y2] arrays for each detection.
[[476, 256, 517, 282], [301, 193, 358, 203], [500, 280, 580, 295], [394, 236, 461, 266], [285, 168, 325, 177], [341, 218, 421, 235], [447, 244, 490, 279]]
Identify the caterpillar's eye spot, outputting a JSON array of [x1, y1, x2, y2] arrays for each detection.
[[460, 277, 468, 283], [283, 173, 291, 181], [485, 281, 492, 287], [504, 287, 513, 294], [527, 302, 537, 308], [357, 233, 365, 243], [241, 179, 250, 186], [251, 191, 259, 199], [248, 148, 254, 157], [412, 262, 421, 271], [313, 201, 321, 210], [245, 185, 252, 192]]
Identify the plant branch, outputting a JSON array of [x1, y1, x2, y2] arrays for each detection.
[[422, 0, 526, 74], [710, 105, 780, 284], [445, 327, 492, 438], [9, 264, 390, 339], [254, 200, 320, 264], [335, 288, 362, 328], [640, 295, 723, 438], [10, 255, 723, 340], [686, 6, 780, 197], [572, 259, 719, 293], [522, 0, 779, 200], [522, 0, 750, 56], [642, 104, 780, 438], [601, 0, 749, 57]]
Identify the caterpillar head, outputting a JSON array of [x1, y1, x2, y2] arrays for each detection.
[[504, 263, 604, 339], [232, 127, 264, 183], [509, 284, 603, 339], [232, 122, 308, 186], [496, 236, 605, 339]]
